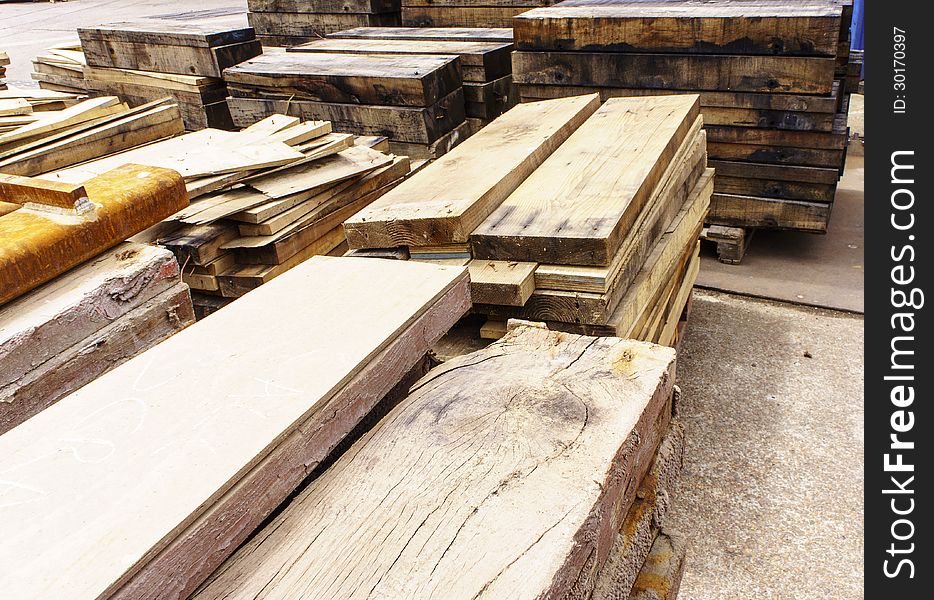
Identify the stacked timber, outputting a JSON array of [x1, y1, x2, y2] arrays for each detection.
[[225, 51, 468, 159], [193, 324, 685, 600], [512, 0, 853, 233], [311, 26, 518, 124], [346, 94, 709, 345], [0, 96, 184, 175], [247, 0, 402, 47], [0, 51, 7, 90], [30, 43, 87, 94], [77, 20, 263, 130], [0, 256, 470, 600], [400, 0, 557, 29], [0, 244, 194, 434]]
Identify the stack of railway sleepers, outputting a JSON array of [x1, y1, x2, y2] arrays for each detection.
[[247, 0, 402, 47], [401, 0, 557, 28], [77, 20, 263, 130], [0, 243, 194, 435], [313, 27, 517, 125], [0, 256, 470, 600], [512, 0, 852, 234], [224, 51, 467, 159], [345, 94, 709, 346], [192, 324, 684, 600], [30, 43, 87, 94]]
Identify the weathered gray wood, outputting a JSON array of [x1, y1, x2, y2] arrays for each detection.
[[224, 52, 463, 107], [402, 6, 531, 28], [248, 11, 399, 40], [80, 37, 262, 79], [707, 141, 845, 169], [512, 51, 836, 94], [77, 20, 256, 48], [227, 90, 465, 144], [193, 325, 676, 600], [247, 0, 400, 13], [328, 26, 513, 42], [708, 192, 831, 232]]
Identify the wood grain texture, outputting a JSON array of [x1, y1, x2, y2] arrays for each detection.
[[0, 257, 470, 600], [77, 20, 256, 48], [401, 6, 531, 28], [248, 11, 401, 40], [513, 1, 841, 56], [227, 91, 465, 144], [344, 94, 600, 248], [512, 51, 836, 94], [193, 325, 676, 600], [247, 0, 400, 13], [0, 284, 194, 435], [467, 259, 538, 306], [81, 38, 262, 78], [471, 95, 698, 266], [707, 141, 845, 168], [328, 26, 513, 42], [224, 52, 463, 108], [707, 192, 831, 232]]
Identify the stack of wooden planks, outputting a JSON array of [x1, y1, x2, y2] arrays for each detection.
[[306, 26, 518, 126], [0, 256, 470, 600], [247, 0, 402, 47], [192, 323, 685, 600], [0, 243, 195, 435], [30, 43, 87, 94], [401, 0, 558, 28], [115, 115, 410, 306], [225, 50, 468, 159], [0, 96, 184, 175], [512, 0, 854, 234], [77, 20, 264, 130], [345, 93, 709, 345], [0, 51, 7, 90]]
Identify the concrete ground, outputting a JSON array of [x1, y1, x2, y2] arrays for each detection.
[[1, 3, 865, 596]]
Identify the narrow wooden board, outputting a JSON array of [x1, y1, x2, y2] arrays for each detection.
[[247, 0, 400, 13], [472, 95, 699, 266], [77, 20, 256, 48], [707, 141, 845, 168], [159, 223, 239, 266], [328, 26, 514, 42], [226, 91, 466, 144], [708, 159, 840, 184], [248, 145, 391, 199], [344, 93, 601, 247], [248, 10, 399, 39], [513, 1, 841, 56], [0, 256, 470, 600], [467, 259, 538, 306], [0, 174, 87, 209], [401, 6, 531, 28], [288, 38, 512, 82], [701, 106, 835, 131], [193, 325, 675, 600], [705, 125, 846, 149], [224, 52, 462, 108], [0, 96, 123, 146], [512, 52, 836, 94], [707, 192, 831, 232], [714, 175, 835, 203]]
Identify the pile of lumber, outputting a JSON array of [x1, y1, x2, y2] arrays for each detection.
[[0, 51, 9, 90], [304, 26, 517, 126], [0, 256, 470, 600], [30, 43, 87, 94], [193, 323, 686, 600], [112, 115, 409, 306], [401, 0, 557, 28], [77, 20, 264, 130], [0, 243, 194, 434], [247, 0, 402, 47], [225, 50, 469, 159], [0, 96, 184, 175], [512, 0, 854, 234], [346, 93, 709, 345]]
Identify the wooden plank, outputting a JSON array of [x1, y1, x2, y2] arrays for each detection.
[[192, 325, 675, 600], [385, 119, 472, 160], [0, 165, 188, 306], [344, 94, 601, 248], [247, 11, 402, 41], [705, 125, 846, 150], [227, 91, 466, 144], [288, 38, 512, 82], [513, 1, 841, 56], [77, 20, 256, 48], [708, 159, 840, 184], [401, 6, 531, 28], [512, 52, 836, 94], [248, 145, 391, 199], [714, 175, 835, 203], [516, 83, 840, 113], [0, 104, 184, 177], [0, 96, 123, 146], [701, 106, 835, 131], [247, 0, 400, 13], [81, 37, 262, 79], [464, 75, 517, 119], [159, 223, 239, 266], [328, 26, 513, 42], [0, 98, 32, 117], [467, 259, 538, 306], [707, 141, 845, 169], [235, 182, 355, 236], [707, 192, 831, 232], [1, 284, 194, 435], [0, 175, 87, 209], [83, 65, 219, 90], [0, 256, 470, 600], [224, 52, 462, 108], [471, 95, 699, 266], [1, 244, 180, 421]]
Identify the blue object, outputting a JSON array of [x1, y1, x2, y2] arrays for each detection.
[[852, 0, 865, 78]]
